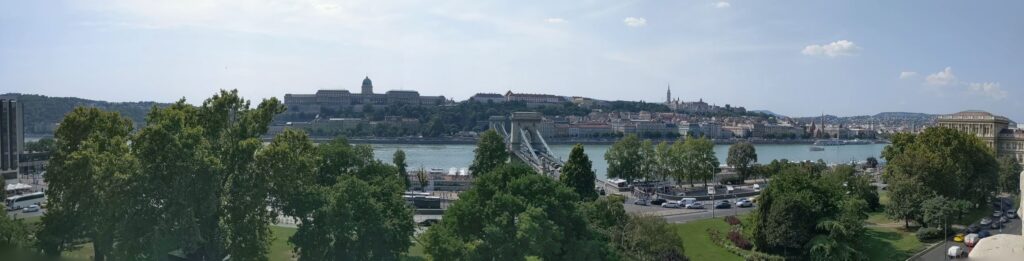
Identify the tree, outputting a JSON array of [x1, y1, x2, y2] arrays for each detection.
[[751, 165, 869, 258], [683, 137, 720, 187], [416, 166, 430, 192], [560, 144, 599, 201], [605, 134, 647, 184], [653, 141, 673, 181], [920, 196, 958, 229], [422, 164, 606, 260], [884, 174, 931, 229], [394, 149, 410, 190], [0, 208, 33, 251], [25, 137, 56, 153], [998, 156, 1022, 194], [727, 141, 758, 181], [883, 128, 998, 204], [37, 107, 136, 260], [469, 130, 508, 177]]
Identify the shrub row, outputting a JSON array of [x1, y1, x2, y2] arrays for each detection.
[[915, 227, 943, 242], [707, 229, 784, 261]]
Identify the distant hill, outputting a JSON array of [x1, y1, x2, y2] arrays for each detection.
[[1, 93, 169, 135], [750, 110, 787, 118], [791, 112, 937, 127]]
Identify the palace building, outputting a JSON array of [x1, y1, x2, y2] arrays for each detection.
[[936, 110, 1024, 164], [283, 77, 446, 114]]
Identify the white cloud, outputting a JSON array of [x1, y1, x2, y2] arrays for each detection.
[[925, 67, 957, 86], [545, 17, 566, 24], [715, 2, 731, 8], [967, 82, 1008, 100], [899, 71, 917, 79], [801, 40, 859, 57], [623, 17, 646, 27]]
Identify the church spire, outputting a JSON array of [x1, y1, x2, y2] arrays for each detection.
[[666, 84, 672, 104]]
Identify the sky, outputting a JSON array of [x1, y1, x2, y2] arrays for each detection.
[[1, 0, 1021, 120]]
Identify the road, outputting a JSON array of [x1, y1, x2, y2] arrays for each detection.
[[914, 216, 1021, 261], [619, 196, 758, 223]]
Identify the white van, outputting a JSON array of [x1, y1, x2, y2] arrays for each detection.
[[679, 198, 698, 206]]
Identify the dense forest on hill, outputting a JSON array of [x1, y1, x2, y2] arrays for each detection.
[[1, 93, 168, 134]]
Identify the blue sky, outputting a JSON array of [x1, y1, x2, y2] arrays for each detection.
[[1, 0, 1021, 120]]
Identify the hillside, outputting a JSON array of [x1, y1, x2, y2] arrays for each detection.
[[1, 93, 169, 135], [791, 112, 936, 127]]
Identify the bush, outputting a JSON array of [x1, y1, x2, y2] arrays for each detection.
[[727, 231, 752, 250], [915, 227, 943, 242], [724, 216, 742, 226]]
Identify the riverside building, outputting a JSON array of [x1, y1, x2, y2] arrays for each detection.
[[936, 110, 1024, 164]]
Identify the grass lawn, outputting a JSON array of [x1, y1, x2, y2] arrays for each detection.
[[859, 214, 924, 261], [670, 217, 743, 261]]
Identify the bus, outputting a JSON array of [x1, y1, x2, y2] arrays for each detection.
[[5, 192, 45, 210]]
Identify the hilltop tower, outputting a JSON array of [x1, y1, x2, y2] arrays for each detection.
[[666, 84, 671, 104], [361, 76, 373, 94]]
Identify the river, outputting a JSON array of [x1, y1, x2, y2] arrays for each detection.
[[370, 143, 888, 180]]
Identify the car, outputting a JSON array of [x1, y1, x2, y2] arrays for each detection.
[[978, 230, 992, 238], [633, 199, 649, 206], [752, 184, 762, 192], [418, 219, 439, 227], [993, 210, 1003, 218], [662, 202, 682, 208], [947, 246, 967, 259], [965, 233, 980, 247], [1008, 210, 1018, 219], [715, 200, 731, 209], [999, 216, 1008, 224], [966, 224, 981, 233], [736, 199, 753, 208], [990, 221, 1002, 229], [22, 204, 40, 213], [650, 198, 667, 205], [980, 217, 993, 226], [953, 233, 965, 242], [685, 202, 705, 209]]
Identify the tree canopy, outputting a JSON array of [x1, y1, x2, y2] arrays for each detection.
[[560, 144, 599, 201], [469, 129, 508, 177], [727, 141, 758, 181], [605, 134, 647, 184]]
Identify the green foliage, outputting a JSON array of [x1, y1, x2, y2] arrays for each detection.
[[682, 137, 720, 186], [750, 165, 869, 259], [560, 144, 599, 201], [469, 130, 508, 177], [25, 137, 56, 153], [920, 196, 959, 229], [882, 127, 1000, 229], [998, 156, 1022, 194], [3, 93, 167, 134], [913, 228, 942, 242], [618, 216, 687, 261], [727, 142, 758, 181], [883, 127, 999, 204], [394, 149, 410, 189], [0, 209, 34, 250], [865, 157, 878, 169], [605, 134, 647, 184], [422, 164, 606, 260], [37, 107, 136, 260]]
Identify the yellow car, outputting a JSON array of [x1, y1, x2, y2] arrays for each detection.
[[953, 233, 965, 242]]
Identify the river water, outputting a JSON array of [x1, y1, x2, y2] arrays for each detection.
[[370, 143, 888, 180]]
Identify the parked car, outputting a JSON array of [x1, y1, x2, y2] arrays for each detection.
[[947, 246, 967, 259], [978, 230, 992, 238], [715, 200, 731, 209], [633, 199, 649, 206], [990, 221, 1002, 229], [992, 210, 1003, 218], [965, 233, 980, 247], [650, 198, 667, 205], [685, 202, 705, 209], [966, 224, 981, 233], [662, 202, 682, 208], [953, 233, 965, 242], [1008, 210, 1018, 219], [22, 204, 40, 213], [980, 217, 993, 226], [999, 216, 1008, 224], [752, 184, 762, 192]]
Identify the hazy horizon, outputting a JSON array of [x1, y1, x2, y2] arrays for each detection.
[[2, 1, 1021, 119]]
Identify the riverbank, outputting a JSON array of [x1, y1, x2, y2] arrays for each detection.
[[267, 135, 888, 146]]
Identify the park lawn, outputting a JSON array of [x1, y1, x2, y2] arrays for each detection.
[[859, 222, 924, 260], [670, 218, 743, 261]]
